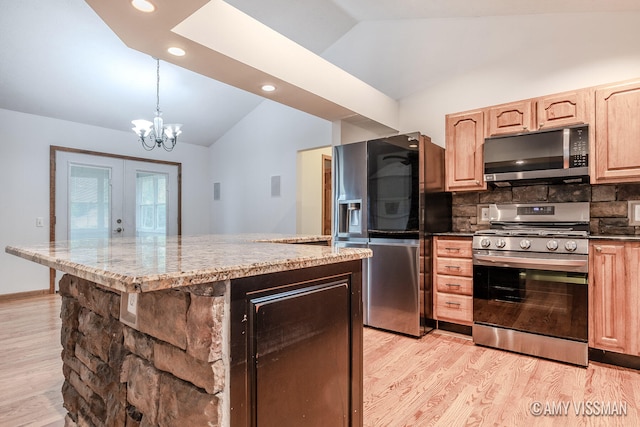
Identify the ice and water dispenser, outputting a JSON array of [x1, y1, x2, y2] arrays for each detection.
[[337, 200, 362, 237]]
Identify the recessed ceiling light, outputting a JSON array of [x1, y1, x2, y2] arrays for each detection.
[[409, 143, 418, 148], [131, 0, 155, 13], [261, 84, 276, 92], [168, 47, 186, 57]]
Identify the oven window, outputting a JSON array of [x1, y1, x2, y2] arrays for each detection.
[[473, 266, 587, 341]]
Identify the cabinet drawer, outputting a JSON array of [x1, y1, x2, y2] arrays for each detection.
[[435, 239, 472, 258], [435, 293, 472, 325], [435, 257, 473, 277], [435, 274, 473, 295]]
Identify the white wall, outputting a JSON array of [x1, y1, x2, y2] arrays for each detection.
[[397, 12, 640, 146], [296, 146, 332, 235], [209, 100, 331, 233], [0, 108, 211, 295]]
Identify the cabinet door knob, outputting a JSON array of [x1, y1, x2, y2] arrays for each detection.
[[475, 180, 480, 185], [539, 122, 544, 128], [595, 246, 602, 252]]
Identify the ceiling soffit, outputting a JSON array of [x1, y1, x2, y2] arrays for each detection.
[[85, 0, 399, 134]]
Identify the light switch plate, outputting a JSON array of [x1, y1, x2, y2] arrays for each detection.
[[629, 201, 640, 226], [477, 204, 490, 224]]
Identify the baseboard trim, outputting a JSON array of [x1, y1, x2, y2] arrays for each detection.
[[0, 289, 52, 302], [589, 348, 640, 371], [437, 320, 472, 336]]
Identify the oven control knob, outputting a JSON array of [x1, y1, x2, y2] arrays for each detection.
[[546, 240, 559, 251], [495, 238, 506, 248], [565, 241, 578, 252], [519, 239, 531, 250], [480, 238, 491, 248]]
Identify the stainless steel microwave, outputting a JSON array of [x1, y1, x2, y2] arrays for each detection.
[[483, 125, 588, 185]]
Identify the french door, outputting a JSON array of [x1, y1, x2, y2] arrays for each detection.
[[53, 150, 180, 288]]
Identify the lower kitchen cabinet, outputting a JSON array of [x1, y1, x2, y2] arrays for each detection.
[[433, 236, 473, 326], [589, 241, 640, 356], [230, 261, 363, 426]]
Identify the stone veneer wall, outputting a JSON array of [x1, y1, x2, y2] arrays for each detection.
[[59, 274, 227, 427], [451, 183, 640, 235]]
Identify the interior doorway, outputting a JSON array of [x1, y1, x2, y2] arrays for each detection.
[[296, 146, 332, 235]]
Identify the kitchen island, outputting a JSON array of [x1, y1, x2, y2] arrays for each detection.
[[6, 234, 371, 427]]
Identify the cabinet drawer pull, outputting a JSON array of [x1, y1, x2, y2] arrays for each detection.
[[445, 265, 461, 270], [445, 301, 461, 307], [445, 247, 460, 251], [445, 283, 462, 288]]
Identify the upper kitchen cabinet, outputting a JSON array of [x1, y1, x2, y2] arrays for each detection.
[[487, 91, 589, 136], [486, 100, 534, 136], [445, 110, 486, 192], [592, 79, 640, 184], [536, 90, 589, 130]]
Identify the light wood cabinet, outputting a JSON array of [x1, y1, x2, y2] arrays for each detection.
[[433, 236, 473, 326], [589, 240, 640, 356], [422, 134, 445, 192], [444, 77, 640, 189], [628, 244, 640, 357], [536, 90, 589, 130], [592, 79, 640, 184], [486, 100, 534, 136], [445, 110, 486, 192]]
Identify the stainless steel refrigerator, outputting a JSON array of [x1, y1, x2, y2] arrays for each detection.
[[334, 133, 451, 337]]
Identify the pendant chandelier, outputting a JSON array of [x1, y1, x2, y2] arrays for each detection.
[[131, 58, 182, 151]]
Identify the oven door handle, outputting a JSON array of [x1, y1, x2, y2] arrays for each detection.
[[473, 254, 588, 273]]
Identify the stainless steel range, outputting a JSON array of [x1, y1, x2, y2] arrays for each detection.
[[472, 202, 589, 366]]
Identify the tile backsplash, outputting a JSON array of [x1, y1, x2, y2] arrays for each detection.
[[451, 183, 640, 235]]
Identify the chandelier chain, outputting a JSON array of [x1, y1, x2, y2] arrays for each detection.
[[156, 58, 160, 114]]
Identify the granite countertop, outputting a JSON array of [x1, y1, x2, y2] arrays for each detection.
[[5, 234, 370, 294], [589, 234, 640, 241], [429, 232, 475, 238]]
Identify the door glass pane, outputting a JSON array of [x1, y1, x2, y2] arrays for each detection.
[[69, 165, 110, 240], [136, 172, 168, 237]]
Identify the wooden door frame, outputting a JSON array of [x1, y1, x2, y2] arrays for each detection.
[[49, 146, 183, 293], [321, 154, 332, 236]]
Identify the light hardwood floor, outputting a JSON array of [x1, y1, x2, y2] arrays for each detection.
[[364, 328, 640, 426], [0, 295, 65, 427], [1, 295, 639, 427]]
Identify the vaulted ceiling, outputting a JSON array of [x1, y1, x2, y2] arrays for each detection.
[[2, 0, 640, 147]]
